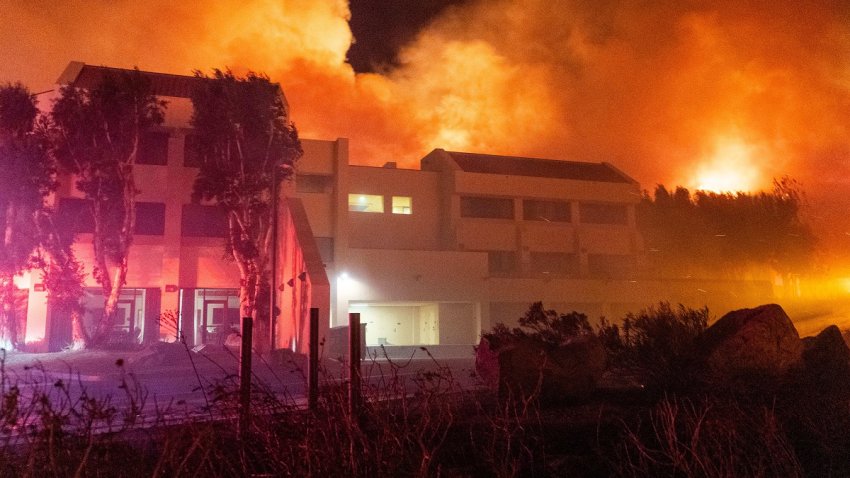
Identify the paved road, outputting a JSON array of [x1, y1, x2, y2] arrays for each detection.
[[0, 347, 479, 433]]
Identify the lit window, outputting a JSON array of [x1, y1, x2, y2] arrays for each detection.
[[348, 194, 384, 213], [392, 196, 412, 214]]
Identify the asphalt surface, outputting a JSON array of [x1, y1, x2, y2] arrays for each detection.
[[0, 345, 479, 433]]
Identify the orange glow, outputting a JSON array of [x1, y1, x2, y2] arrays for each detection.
[[691, 137, 762, 193], [1, 0, 849, 256]]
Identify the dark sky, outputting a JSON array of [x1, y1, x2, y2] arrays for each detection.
[[347, 0, 468, 72]]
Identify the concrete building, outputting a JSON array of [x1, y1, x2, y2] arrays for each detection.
[[14, 63, 772, 353], [293, 144, 772, 356]]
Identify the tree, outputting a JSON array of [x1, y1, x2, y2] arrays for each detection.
[[638, 180, 815, 278], [36, 211, 87, 349], [49, 70, 165, 346], [0, 83, 56, 349], [189, 70, 301, 354]]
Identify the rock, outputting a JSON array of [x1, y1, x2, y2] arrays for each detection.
[[497, 336, 606, 403], [224, 332, 243, 348], [270, 348, 308, 371], [132, 341, 190, 368], [802, 325, 850, 388], [699, 304, 803, 382]]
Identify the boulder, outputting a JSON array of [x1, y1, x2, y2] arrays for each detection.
[[699, 304, 803, 382], [132, 340, 190, 368], [802, 325, 850, 389], [224, 332, 243, 348], [496, 336, 606, 403]]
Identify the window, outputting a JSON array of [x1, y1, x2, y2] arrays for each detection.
[[135, 202, 166, 235], [137, 131, 169, 165], [392, 196, 412, 214], [588, 254, 636, 278], [57, 199, 165, 235], [488, 251, 517, 275], [348, 194, 384, 213], [56, 198, 94, 233], [579, 203, 628, 225], [183, 133, 201, 167], [181, 204, 228, 237], [530, 252, 578, 277], [460, 196, 514, 219], [523, 199, 571, 222], [297, 175, 333, 193], [180, 288, 240, 346]]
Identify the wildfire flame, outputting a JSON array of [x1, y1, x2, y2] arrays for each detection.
[[692, 136, 763, 193]]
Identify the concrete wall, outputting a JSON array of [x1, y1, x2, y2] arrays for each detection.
[[347, 166, 442, 251], [437, 303, 477, 344], [336, 248, 488, 306], [277, 198, 331, 354]]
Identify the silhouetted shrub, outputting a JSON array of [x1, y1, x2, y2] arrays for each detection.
[[618, 302, 709, 394], [482, 301, 595, 348]]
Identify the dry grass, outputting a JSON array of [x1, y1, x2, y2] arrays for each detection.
[[0, 341, 847, 477]]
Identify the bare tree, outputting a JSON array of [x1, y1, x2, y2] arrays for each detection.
[[189, 70, 301, 354]]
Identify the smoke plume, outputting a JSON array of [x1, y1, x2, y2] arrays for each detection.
[[1, 0, 849, 253]]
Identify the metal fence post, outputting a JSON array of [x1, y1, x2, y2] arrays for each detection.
[[239, 316, 253, 435], [349, 312, 361, 418], [308, 308, 319, 411]]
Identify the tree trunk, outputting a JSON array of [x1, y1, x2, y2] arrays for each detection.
[[68, 309, 88, 351], [1, 203, 18, 350], [0, 278, 17, 350], [94, 263, 126, 346]]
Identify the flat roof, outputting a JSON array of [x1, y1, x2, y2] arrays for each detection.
[[57, 62, 203, 98], [445, 151, 633, 183], [56, 62, 289, 112]]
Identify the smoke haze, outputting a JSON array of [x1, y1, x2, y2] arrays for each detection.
[[1, 0, 849, 256]]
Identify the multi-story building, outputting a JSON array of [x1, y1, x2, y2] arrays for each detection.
[[15, 63, 772, 353]]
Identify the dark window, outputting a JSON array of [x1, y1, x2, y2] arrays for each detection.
[[135, 202, 166, 235], [296, 175, 332, 193], [181, 204, 228, 237], [529, 252, 578, 277], [57, 199, 166, 236], [488, 251, 517, 275], [315, 237, 334, 262], [460, 196, 514, 219], [56, 198, 94, 234], [183, 133, 201, 167], [523, 199, 571, 222], [588, 254, 636, 278], [579, 203, 628, 225], [137, 131, 169, 165]]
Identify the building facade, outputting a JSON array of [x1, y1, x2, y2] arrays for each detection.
[[14, 63, 772, 353]]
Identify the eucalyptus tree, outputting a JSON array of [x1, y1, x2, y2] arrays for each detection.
[[638, 179, 815, 278], [36, 210, 87, 349], [0, 83, 56, 349], [190, 70, 301, 353], [50, 70, 165, 346]]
